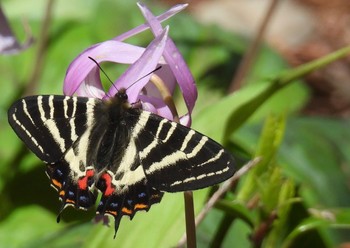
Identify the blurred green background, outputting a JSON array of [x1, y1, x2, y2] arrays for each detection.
[[1, 0, 350, 247]]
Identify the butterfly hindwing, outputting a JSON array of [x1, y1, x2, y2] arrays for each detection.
[[95, 172, 163, 237]]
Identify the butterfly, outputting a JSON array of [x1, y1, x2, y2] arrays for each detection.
[[8, 87, 235, 237]]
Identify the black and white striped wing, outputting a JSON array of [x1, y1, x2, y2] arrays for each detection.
[[8, 95, 98, 163], [132, 111, 235, 192], [8, 95, 100, 211]]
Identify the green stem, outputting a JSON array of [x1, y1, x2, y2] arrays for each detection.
[[184, 191, 197, 248], [229, 0, 280, 92], [277, 46, 350, 86], [224, 45, 350, 142]]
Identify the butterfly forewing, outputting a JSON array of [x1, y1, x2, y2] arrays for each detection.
[[8, 95, 99, 163], [131, 111, 235, 192]]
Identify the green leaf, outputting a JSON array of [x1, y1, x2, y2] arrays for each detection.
[[280, 118, 350, 206], [282, 217, 331, 248], [0, 206, 64, 248], [215, 199, 255, 228], [236, 115, 286, 202], [265, 180, 298, 247]]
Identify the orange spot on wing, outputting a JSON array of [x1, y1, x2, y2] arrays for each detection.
[[122, 207, 132, 215], [66, 199, 75, 204], [106, 210, 117, 216], [52, 179, 62, 189], [134, 204, 148, 210], [59, 190, 65, 197]]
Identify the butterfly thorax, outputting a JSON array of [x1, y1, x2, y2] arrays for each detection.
[[91, 90, 139, 174]]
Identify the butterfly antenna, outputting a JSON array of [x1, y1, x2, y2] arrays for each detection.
[[88, 56, 118, 96], [126, 66, 162, 91]]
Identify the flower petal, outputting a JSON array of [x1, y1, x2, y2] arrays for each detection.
[[74, 67, 106, 98], [108, 26, 169, 102], [64, 40, 146, 96], [139, 95, 174, 121], [137, 2, 197, 126], [114, 3, 188, 41]]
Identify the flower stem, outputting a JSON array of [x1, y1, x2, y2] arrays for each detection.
[[150, 74, 179, 121], [184, 191, 197, 248], [25, 0, 54, 95], [228, 0, 280, 92]]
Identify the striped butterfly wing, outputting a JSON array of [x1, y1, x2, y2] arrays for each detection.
[[132, 111, 236, 192], [8, 95, 101, 211], [8, 95, 98, 163], [8, 93, 165, 236]]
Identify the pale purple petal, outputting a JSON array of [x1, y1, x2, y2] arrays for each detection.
[[137, 2, 197, 126], [74, 67, 105, 98], [141, 100, 157, 114], [108, 27, 169, 102], [64, 40, 146, 95], [114, 3, 187, 41], [139, 95, 174, 120], [179, 114, 190, 126]]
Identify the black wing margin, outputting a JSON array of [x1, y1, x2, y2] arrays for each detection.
[[133, 111, 236, 192]]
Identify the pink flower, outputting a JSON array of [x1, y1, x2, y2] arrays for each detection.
[[64, 3, 197, 126]]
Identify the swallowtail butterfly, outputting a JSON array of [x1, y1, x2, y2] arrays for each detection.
[[8, 88, 235, 236]]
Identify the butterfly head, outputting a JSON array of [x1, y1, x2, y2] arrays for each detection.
[[115, 88, 128, 103]]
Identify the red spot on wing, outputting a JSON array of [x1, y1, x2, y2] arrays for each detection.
[[86, 169, 94, 177], [78, 169, 95, 190], [78, 177, 88, 190], [101, 172, 115, 196]]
